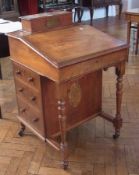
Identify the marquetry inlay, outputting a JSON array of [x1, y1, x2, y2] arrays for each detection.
[[68, 82, 81, 108]]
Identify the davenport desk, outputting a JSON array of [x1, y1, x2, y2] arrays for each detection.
[[7, 11, 128, 169], [125, 8, 139, 55]]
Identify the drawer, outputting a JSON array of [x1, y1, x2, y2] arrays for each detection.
[[15, 79, 42, 110], [13, 62, 40, 91], [17, 97, 45, 137]]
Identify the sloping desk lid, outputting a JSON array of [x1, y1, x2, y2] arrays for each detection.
[[9, 25, 127, 68]]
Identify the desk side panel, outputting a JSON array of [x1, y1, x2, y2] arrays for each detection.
[[41, 71, 102, 137]]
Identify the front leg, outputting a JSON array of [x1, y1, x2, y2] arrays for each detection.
[[58, 100, 69, 170], [113, 62, 125, 139]]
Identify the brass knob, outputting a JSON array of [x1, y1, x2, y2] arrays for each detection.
[[20, 108, 26, 113], [32, 118, 39, 122], [16, 70, 21, 75], [28, 77, 34, 82], [18, 88, 24, 92], [30, 96, 36, 101]]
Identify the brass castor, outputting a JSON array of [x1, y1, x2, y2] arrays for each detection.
[[18, 123, 25, 137], [113, 133, 120, 139], [63, 161, 69, 170], [18, 129, 24, 137]]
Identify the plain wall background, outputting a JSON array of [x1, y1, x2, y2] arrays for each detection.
[[128, 0, 139, 9]]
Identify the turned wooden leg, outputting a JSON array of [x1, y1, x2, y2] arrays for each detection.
[[80, 8, 84, 22], [106, 6, 109, 18], [113, 63, 125, 139], [127, 21, 131, 45], [127, 21, 131, 61], [18, 123, 26, 137], [119, 3, 122, 19], [74, 8, 77, 22], [58, 100, 68, 170], [89, 7, 94, 25], [76, 7, 83, 23], [42, 0, 46, 12], [135, 24, 139, 55]]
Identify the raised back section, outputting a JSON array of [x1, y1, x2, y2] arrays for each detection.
[[20, 11, 72, 33]]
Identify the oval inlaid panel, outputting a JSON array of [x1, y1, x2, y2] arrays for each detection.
[[68, 82, 81, 108]]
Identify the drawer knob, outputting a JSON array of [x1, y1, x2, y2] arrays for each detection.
[[30, 96, 36, 101], [18, 88, 24, 92], [16, 70, 21, 75], [28, 77, 34, 82], [20, 108, 26, 113], [32, 118, 39, 122]]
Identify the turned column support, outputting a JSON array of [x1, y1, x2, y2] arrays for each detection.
[[57, 99, 68, 170], [113, 62, 125, 139]]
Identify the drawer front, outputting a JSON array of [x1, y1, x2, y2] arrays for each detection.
[[17, 97, 45, 137], [15, 78, 42, 110], [13, 62, 40, 91]]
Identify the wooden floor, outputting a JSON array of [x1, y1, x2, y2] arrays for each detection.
[[0, 16, 139, 175]]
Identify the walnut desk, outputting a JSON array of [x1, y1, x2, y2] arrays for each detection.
[[125, 8, 139, 55], [8, 12, 128, 169]]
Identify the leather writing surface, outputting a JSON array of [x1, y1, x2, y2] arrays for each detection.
[[23, 25, 127, 67]]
